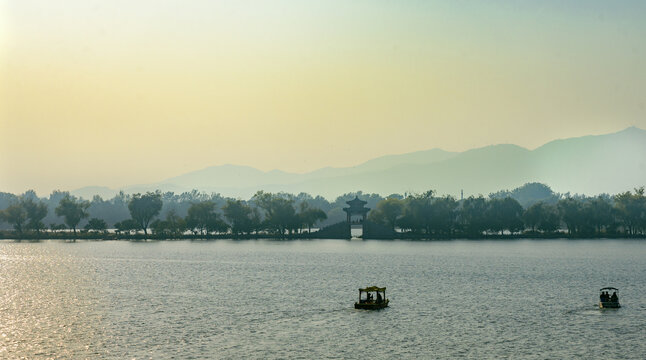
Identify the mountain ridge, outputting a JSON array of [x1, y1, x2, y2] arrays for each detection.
[[71, 127, 646, 200]]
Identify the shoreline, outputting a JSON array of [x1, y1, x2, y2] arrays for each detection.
[[1, 232, 644, 241]]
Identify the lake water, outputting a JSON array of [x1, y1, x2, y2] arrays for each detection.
[[1, 239, 645, 359]]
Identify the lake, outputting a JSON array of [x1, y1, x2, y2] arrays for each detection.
[[1, 239, 645, 359]]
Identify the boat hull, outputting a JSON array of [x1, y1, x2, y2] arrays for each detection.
[[354, 300, 389, 310], [599, 301, 620, 309]]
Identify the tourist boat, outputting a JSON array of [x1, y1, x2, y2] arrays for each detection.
[[354, 286, 389, 310], [599, 287, 620, 309]]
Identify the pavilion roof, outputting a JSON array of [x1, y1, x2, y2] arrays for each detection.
[[346, 196, 368, 207]]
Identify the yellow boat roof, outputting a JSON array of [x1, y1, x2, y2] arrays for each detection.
[[359, 286, 386, 292]]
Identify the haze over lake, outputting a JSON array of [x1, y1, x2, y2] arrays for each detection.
[[3, 1, 646, 358], [1, 239, 644, 359], [3, 2, 646, 196], [70, 127, 646, 200]]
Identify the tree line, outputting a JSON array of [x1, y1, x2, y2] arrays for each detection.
[[369, 188, 646, 237], [0, 188, 380, 233], [0, 190, 328, 237], [0, 183, 645, 238]]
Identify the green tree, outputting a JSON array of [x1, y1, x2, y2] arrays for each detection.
[[114, 219, 139, 235], [0, 201, 28, 233], [369, 197, 404, 231], [50, 223, 67, 233], [523, 201, 560, 233], [150, 212, 188, 237], [523, 202, 542, 232], [460, 196, 488, 235], [186, 201, 228, 235], [298, 202, 328, 233], [84, 218, 108, 233], [537, 204, 560, 233], [395, 191, 459, 236], [223, 199, 258, 235], [22, 198, 48, 233], [252, 191, 297, 236], [0, 192, 19, 214], [485, 197, 523, 235], [55, 194, 90, 235], [583, 196, 614, 235], [557, 197, 584, 235], [128, 192, 163, 235], [398, 194, 432, 234], [429, 196, 458, 235], [614, 187, 646, 235], [150, 219, 165, 236]]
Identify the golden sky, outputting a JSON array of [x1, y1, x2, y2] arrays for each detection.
[[1, 1, 645, 195]]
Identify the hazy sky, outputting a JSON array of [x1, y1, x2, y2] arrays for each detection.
[[2, 1, 645, 195]]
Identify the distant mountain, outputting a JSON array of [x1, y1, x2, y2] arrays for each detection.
[[529, 126, 646, 195], [118, 148, 459, 198], [72, 127, 646, 200], [275, 144, 535, 199], [160, 164, 298, 190], [304, 148, 458, 178]]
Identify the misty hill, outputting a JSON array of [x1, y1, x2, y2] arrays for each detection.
[[145, 148, 458, 191], [161, 164, 298, 190], [73, 127, 646, 199], [304, 148, 458, 178]]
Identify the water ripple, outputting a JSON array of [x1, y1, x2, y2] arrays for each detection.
[[0, 239, 645, 359]]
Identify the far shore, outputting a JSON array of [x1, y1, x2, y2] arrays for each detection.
[[1, 231, 644, 242]]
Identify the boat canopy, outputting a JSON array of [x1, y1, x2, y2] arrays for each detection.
[[360, 286, 386, 292], [600, 287, 618, 292]]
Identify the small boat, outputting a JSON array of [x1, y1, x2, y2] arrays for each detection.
[[354, 286, 389, 310], [599, 287, 620, 309]]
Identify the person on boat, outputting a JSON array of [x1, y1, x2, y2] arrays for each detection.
[[367, 293, 373, 302], [600, 292, 606, 302], [376, 292, 382, 304], [610, 291, 618, 302]]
